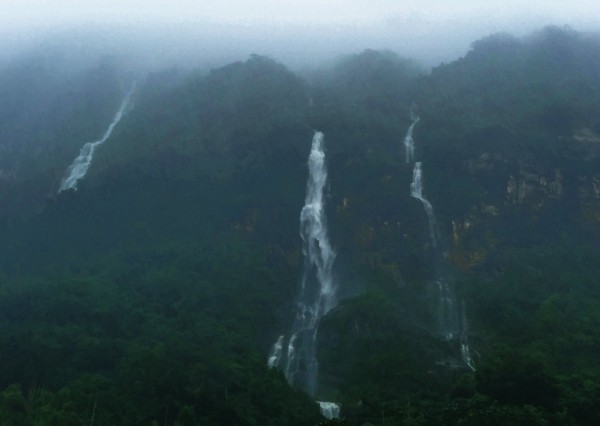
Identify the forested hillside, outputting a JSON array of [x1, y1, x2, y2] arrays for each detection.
[[1, 26, 599, 425], [0, 53, 124, 218]]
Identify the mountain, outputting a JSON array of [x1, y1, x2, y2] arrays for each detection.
[[1, 26, 600, 425], [0, 53, 124, 218]]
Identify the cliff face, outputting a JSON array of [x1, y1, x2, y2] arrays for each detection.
[[3, 29, 599, 333], [440, 129, 600, 272], [0, 58, 122, 218], [307, 29, 600, 414], [1, 27, 600, 425]]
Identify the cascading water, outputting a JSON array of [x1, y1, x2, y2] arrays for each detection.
[[461, 343, 476, 372], [404, 113, 420, 164], [58, 83, 136, 193], [268, 335, 284, 368], [318, 402, 341, 420], [410, 163, 455, 337], [410, 162, 437, 249], [460, 303, 476, 371], [436, 278, 459, 341], [404, 116, 475, 370], [268, 131, 339, 418], [299, 132, 337, 321], [287, 130, 336, 394]]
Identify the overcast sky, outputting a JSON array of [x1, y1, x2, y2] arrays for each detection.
[[2, 1, 600, 69], [3, 0, 600, 26]]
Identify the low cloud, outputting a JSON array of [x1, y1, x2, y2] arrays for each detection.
[[1, 1, 600, 71]]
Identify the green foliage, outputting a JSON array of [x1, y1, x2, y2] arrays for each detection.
[[90, 55, 311, 182], [476, 347, 559, 407], [0, 57, 122, 218], [0, 232, 322, 424], [2, 26, 600, 426]]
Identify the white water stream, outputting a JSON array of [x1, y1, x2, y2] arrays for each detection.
[[268, 132, 340, 417], [58, 83, 136, 192]]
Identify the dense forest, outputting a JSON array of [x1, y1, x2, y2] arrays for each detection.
[[1, 26, 600, 425]]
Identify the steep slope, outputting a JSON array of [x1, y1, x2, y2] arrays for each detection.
[[0, 55, 124, 217], [0, 56, 322, 424], [315, 27, 600, 424], [86, 55, 311, 182], [414, 26, 600, 266], [1, 27, 600, 425]]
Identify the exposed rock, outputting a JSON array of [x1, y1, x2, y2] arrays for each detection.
[[449, 249, 487, 270], [355, 224, 376, 247], [451, 217, 476, 245], [481, 204, 501, 216], [450, 214, 488, 269], [573, 128, 600, 159], [579, 175, 600, 200], [506, 167, 563, 205], [465, 152, 504, 173]]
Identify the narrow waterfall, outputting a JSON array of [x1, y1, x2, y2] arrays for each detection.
[[268, 335, 284, 368], [58, 83, 136, 193], [404, 117, 475, 370], [460, 303, 476, 371], [436, 278, 459, 341], [410, 162, 437, 248], [268, 131, 339, 417], [318, 402, 341, 420], [404, 113, 420, 164]]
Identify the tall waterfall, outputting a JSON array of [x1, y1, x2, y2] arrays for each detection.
[[268, 131, 339, 417], [410, 162, 437, 248], [460, 303, 476, 371], [403, 113, 420, 164], [286, 131, 336, 395], [404, 117, 475, 370], [58, 83, 136, 193], [436, 278, 459, 340], [298, 131, 337, 322]]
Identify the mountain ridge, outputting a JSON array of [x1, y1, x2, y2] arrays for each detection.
[[1, 26, 600, 424]]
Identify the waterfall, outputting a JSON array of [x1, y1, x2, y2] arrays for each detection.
[[299, 131, 337, 319], [461, 344, 476, 372], [410, 162, 437, 248], [268, 131, 339, 416], [436, 278, 459, 340], [403, 116, 475, 370], [460, 303, 476, 371], [318, 402, 341, 420], [58, 83, 136, 193], [287, 131, 336, 394], [404, 113, 420, 164], [268, 335, 284, 368]]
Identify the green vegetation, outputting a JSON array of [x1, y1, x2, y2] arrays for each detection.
[[1, 26, 600, 424]]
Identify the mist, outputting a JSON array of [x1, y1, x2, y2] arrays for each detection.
[[3, 2, 600, 425], [2, 0, 600, 73]]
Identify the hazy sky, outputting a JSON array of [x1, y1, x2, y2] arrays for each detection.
[[2, 1, 600, 69], [3, 0, 600, 26]]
